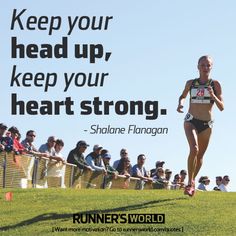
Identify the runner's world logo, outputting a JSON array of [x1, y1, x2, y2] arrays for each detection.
[[73, 213, 165, 224]]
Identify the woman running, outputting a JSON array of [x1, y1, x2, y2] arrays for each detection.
[[177, 55, 224, 196]]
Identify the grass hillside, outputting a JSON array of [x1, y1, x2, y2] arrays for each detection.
[[0, 189, 236, 236]]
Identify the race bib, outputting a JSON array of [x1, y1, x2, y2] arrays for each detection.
[[184, 113, 193, 121], [191, 87, 210, 98], [191, 87, 211, 103]]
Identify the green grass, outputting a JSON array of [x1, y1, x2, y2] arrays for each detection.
[[0, 189, 236, 236]]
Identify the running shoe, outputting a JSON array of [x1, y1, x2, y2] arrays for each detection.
[[190, 186, 195, 197], [184, 185, 195, 197]]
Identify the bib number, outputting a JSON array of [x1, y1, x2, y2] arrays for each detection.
[[196, 88, 205, 97]]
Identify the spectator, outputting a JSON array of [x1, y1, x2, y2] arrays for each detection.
[[219, 175, 230, 192], [116, 157, 132, 178], [165, 169, 173, 189], [101, 149, 109, 157], [180, 169, 187, 189], [21, 130, 38, 153], [5, 131, 12, 138], [8, 126, 25, 154], [102, 152, 118, 189], [17, 132, 22, 141], [102, 153, 118, 175], [39, 136, 56, 156], [197, 176, 210, 191], [49, 139, 65, 162], [150, 160, 165, 177], [156, 161, 165, 168], [47, 139, 66, 187], [36, 136, 57, 184], [21, 130, 47, 157], [113, 148, 131, 171], [0, 123, 7, 138], [171, 174, 181, 190], [0, 123, 13, 152], [132, 154, 152, 189], [213, 176, 222, 191], [67, 140, 93, 171], [153, 167, 168, 189], [165, 169, 172, 181], [86, 144, 106, 174]]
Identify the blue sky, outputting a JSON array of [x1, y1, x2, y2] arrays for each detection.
[[1, 1, 236, 191]]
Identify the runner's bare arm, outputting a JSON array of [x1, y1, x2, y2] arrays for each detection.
[[208, 80, 224, 111], [177, 80, 192, 113]]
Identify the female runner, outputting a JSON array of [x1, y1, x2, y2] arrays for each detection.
[[177, 55, 224, 196]]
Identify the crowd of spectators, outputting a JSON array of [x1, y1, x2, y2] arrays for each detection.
[[196, 175, 230, 192], [0, 122, 231, 191]]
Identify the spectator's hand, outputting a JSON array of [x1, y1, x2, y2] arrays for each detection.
[[143, 177, 153, 182], [112, 171, 118, 179], [86, 166, 93, 172], [0, 144, 5, 150], [42, 153, 50, 158], [147, 177, 154, 182], [125, 173, 130, 178], [54, 157, 64, 162], [163, 180, 169, 186]]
